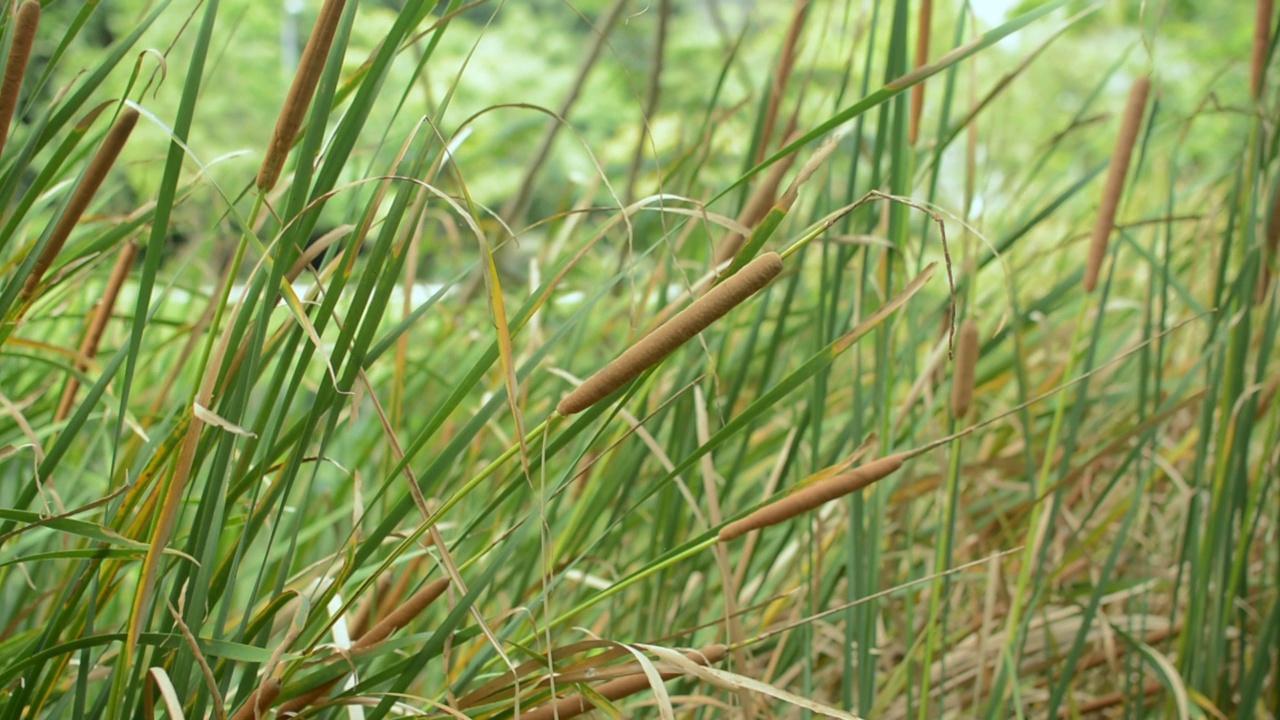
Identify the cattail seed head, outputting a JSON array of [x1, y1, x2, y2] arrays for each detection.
[[1254, 0, 1274, 99], [719, 453, 907, 542], [256, 0, 346, 192], [0, 0, 39, 159], [909, 0, 933, 145], [352, 577, 448, 651], [230, 677, 281, 720], [20, 107, 139, 301], [1085, 75, 1150, 294], [950, 318, 979, 420], [557, 252, 784, 416], [520, 644, 727, 720]]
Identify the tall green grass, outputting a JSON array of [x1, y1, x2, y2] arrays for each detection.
[[0, 0, 1275, 718]]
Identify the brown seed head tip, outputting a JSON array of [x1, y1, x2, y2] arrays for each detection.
[[697, 644, 729, 663], [951, 318, 979, 420]]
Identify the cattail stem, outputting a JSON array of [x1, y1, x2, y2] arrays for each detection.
[[719, 454, 907, 541], [256, 0, 345, 192], [557, 252, 784, 416], [1254, 0, 1274, 99], [950, 318, 979, 420], [19, 107, 139, 302], [519, 645, 727, 720], [0, 0, 39, 159], [230, 678, 281, 720], [714, 146, 799, 268], [1084, 75, 1150, 294]]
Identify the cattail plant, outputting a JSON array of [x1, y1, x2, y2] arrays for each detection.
[[256, 0, 346, 192], [230, 678, 281, 720], [909, 0, 933, 145], [0, 0, 39, 159], [1254, 0, 1274, 99], [55, 241, 138, 422], [519, 644, 728, 720], [557, 252, 784, 416], [951, 318, 979, 420], [18, 107, 139, 303], [713, 148, 799, 268], [1084, 74, 1150, 293], [719, 454, 906, 541], [276, 577, 449, 717]]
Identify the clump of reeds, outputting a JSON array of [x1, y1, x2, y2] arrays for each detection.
[[519, 644, 728, 720], [1084, 75, 1150, 294], [718, 453, 907, 541], [1254, 0, 1274, 99], [0, 0, 39, 159], [230, 678, 281, 720], [276, 577, 449, 717], [950, 318, 979, 420], [19, 107, 139, 302], [256, 0, 345, 192], [557, 252, 784, 416]]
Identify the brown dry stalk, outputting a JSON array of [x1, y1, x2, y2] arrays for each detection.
[[229, 677, 281, 720], [519, 645, 728, 720], [55, 241, 138, 423], [19, 107, 139, 302], [0, 0, 39, 159], [950, 318, 979, 420], [909, 0, 933, 145], [1254, 0, 1274, 99], [557, 252, 784, 416], [719, 453, 906, 541], [1084, 75, 1150, 293], [256, 0, 345, 192]]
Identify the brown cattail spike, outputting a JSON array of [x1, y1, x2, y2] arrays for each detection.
[[1254, 0, 1274, 99], [20, 107, 139, 302], [719, 453, 907, 541], [353, 576, 449, 650], [256, 0, 346, 192], [230, 677, 282, 720], [1084, 75, 1150, 294], [558, 252, 784, 416], [520, 645, 728, 720], [950, 318, 979, 420], [0, 0, 39, 159], [909, 0, 933, 145], [277, 577, 449, 717]]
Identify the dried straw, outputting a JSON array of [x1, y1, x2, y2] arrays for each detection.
[[20, 107, 139, 301], [557, 252, 784, 416], [230, 677, 281, 720], [719, 453, 906, 541], [1254, 0, 1274, 99], [256, 0, 345, 192], [519, 644, 728, 720], [950, 318, 979, 420], [0, 0, 39, 158], [1084, 75, 1150, 294]]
